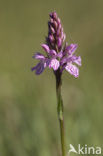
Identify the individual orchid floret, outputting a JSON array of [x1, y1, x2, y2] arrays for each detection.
[[32, 44, 60, 74], [32, 12, 81, 78]]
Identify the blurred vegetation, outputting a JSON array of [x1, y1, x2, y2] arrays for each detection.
[[0, 0, 103, 156]]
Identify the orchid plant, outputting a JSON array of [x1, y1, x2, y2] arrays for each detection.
[[32, 12, 81, 156]]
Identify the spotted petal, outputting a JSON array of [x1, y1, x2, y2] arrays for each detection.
[[49, 59, 60, 70], [65, 63, 79, 78]]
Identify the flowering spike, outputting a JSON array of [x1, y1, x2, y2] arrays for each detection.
[[31, 12, 82, 156], [32, 12, 81, 77]]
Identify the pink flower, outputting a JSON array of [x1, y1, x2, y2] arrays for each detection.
[[32, 12, 81, 78], [32, 44, 60, 74]]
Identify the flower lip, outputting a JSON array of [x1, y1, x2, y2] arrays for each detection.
[[65, 63, 79, 78], [49, 58, 60, 70]]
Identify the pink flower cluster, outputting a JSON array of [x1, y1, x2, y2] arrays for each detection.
[[32, 12, 81, 78]]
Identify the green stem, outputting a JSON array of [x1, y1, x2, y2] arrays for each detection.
[[55, 69, 66, 156]]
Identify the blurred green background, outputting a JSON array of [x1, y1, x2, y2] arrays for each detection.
[[0, 0, 103, 155]]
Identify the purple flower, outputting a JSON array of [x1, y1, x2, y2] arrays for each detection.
[[32, 44, 60, 74], [32, 12, 81, 78]]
